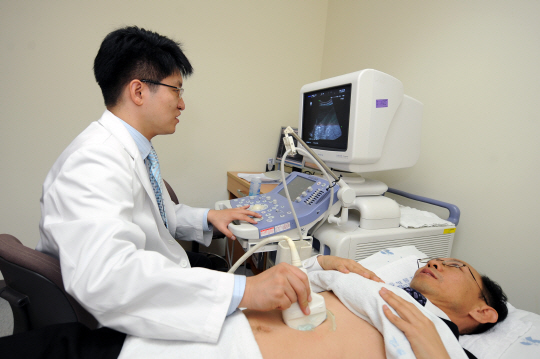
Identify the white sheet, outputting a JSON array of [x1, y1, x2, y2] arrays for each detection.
[[118, 310, 262, 359], [460, 304, 540, 359], [498, 308, 540, 359], [309, 270, 468, 359]]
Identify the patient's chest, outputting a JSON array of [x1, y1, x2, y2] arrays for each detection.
[[243, 291, 386, 359]]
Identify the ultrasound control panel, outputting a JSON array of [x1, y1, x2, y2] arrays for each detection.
[[216, 172, 340, 244]]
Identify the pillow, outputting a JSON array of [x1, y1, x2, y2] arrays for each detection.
[[459, 303, 533, 359]]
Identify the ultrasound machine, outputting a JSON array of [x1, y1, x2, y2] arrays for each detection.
[[216, 69, 457, 263]]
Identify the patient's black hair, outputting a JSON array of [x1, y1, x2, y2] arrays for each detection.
[[93, 26, 193, 107], [470, 275, 508, 334]]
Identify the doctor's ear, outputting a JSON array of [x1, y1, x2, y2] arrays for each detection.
[[128, 80, 145, 106]]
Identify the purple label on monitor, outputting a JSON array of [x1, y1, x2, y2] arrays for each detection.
[[376, 99, 388, 108]]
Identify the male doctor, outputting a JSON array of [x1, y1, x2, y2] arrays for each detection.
[[36, 26, 376, 343]]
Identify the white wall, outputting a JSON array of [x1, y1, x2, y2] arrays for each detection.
[[0, 0, 328, 245], [321, 0, 540, 313]]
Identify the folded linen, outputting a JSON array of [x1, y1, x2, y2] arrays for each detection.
[[399, 205, 454, 228]]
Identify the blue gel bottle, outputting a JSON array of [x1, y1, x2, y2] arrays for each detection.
[[249, 177, 261, 196]]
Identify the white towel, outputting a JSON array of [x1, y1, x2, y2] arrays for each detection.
[[309, 270, 468, 359], [118, 310, 263, 359], [399, 205, 454, 228]]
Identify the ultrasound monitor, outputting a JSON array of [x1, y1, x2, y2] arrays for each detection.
[[299, 69, 423, 173]]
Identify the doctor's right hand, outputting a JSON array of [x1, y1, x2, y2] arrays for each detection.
[[239, 263, 311, 315]]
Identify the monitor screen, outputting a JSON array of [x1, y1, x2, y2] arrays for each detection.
[[301, 84, 352, 152]]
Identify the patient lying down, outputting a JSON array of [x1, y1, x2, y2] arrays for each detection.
[[244, 257, 508, 359]]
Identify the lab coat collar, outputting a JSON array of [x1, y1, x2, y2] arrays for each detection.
[[97, 111, 176, 237], [98, 110, 140, 160]]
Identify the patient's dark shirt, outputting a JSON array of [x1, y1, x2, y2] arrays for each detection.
[[440, 316, 478, 359]]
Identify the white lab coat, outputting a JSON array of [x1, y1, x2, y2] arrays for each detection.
[[37, 110, 234, 343]]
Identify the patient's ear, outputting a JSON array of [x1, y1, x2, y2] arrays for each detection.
[[469, 304, 498, 324]]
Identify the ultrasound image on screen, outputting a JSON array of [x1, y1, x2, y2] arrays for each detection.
[[302, 84, 351, 151], [308, 99, 342, 141]]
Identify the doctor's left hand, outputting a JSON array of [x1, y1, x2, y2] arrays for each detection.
[[207, 206, 262, 240]]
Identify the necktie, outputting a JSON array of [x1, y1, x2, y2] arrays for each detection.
[[145, 147, 168, 228], [403, 287, 427, 306]]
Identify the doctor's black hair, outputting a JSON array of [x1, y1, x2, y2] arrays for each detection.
[[93, 26, 193, 107], [470, 275, 508, 334]]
